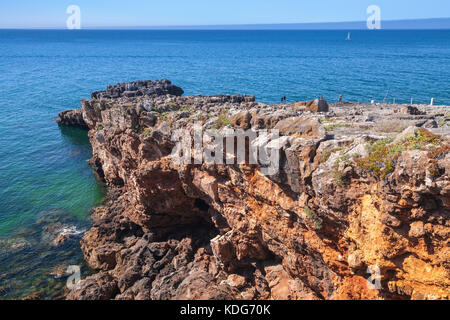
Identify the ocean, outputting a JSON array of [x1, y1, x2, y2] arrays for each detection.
[[0, 29, 449, 299]]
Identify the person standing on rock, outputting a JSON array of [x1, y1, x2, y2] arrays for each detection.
[[339, 94, 343, 102]]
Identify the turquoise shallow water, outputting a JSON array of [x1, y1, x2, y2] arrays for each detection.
[[0, 29, 449, 299]]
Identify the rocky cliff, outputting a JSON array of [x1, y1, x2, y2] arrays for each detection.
[[57, 80, 449, 300]]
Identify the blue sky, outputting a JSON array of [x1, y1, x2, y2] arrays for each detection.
[[0, 0, 449, 28]]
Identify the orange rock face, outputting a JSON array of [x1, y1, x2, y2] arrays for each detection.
[[59, 81, 449, 300]]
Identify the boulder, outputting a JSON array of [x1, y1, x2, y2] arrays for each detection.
[[400, 105, 425, 115], [56, 109, 88, 129], [293, 99, 329, 112], [232, 111, 252, 130], [422, 120, 438, 128], [67, 272, 119, 300], [274, 116, 326, 139]]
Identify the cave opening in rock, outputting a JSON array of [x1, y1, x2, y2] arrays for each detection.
[[194, 198, 210, 212]]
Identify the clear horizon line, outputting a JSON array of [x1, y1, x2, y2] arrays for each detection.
[[1, 17, 449, 30]]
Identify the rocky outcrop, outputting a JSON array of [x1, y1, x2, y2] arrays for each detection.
[[91, 79, 184, 99], [56, 109, 88, 129], [58, 80, 450, 300]]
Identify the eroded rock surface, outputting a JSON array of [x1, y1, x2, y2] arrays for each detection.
[[56, 109, 88, 129], [58, 80, 450, 300]]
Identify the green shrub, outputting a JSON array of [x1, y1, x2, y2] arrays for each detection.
[[197, 114, 206, 121], [330, 149, 351, 185], [324, 123, 349, 131], [304, 206, 323, 229], [405, 128, 440, 149], [321, 120, 350, 131], [355, 138, 402, 177], [320, 148, 332, 163], [332, 170, 347, 186], [180, 105, 193, 112], [213, 112, 233, 129]]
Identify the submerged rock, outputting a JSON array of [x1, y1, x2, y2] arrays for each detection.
[[37, 209, 86, 246], [51, 226, 85, 246], [22, 290, 45, 300], [49, 263, 70, 279], [0, 237, 32, 255]]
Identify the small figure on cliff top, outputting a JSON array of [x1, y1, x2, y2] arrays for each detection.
[[339, 94, 343, 102]]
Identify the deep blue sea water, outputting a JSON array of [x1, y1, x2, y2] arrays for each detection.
[[0, 29, 449, 299]]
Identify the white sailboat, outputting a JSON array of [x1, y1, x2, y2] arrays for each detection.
[[346, 32, 351, 41]]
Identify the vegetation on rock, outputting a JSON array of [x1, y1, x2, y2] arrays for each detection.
[[356, 129, 443, 178], [304, 206, 323, 229], [213, 112, 233, 129]]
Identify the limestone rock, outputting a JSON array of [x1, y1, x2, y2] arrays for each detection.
[[57, 80, 450, 301]]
